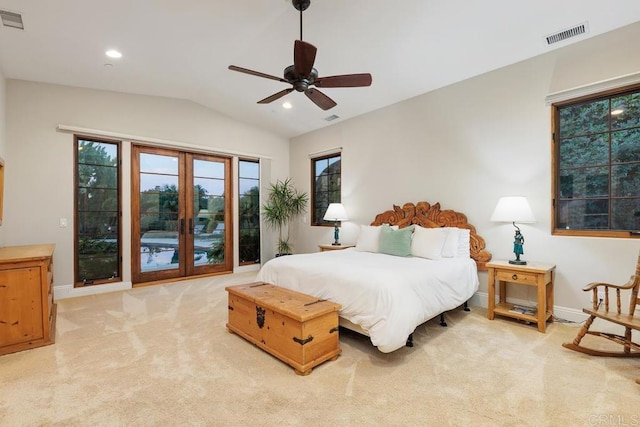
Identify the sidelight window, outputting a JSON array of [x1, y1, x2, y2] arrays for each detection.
[[74, 137, 121, 286], [311, 153, 341, 226]]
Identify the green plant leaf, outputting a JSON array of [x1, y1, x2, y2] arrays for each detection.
[[262, 178, 309, 254]]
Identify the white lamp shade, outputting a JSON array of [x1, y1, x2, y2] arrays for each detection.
[[323, 203, 348, 221], [490, 196, 536, 223]]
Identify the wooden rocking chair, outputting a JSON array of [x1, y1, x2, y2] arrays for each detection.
[[562, 250, 640, 383]]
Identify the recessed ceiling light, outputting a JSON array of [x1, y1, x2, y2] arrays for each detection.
[[611, 109, 624, 116], [282, 102, 292, 109], [105, 49, 122, 59]]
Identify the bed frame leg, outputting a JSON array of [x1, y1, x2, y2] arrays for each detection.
[[405, 334, 414, 347], [439, 313, 447, 327], [464, 301, 470, 312]]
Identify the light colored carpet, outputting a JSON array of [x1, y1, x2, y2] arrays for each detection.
[[1, 272, 638, 426]]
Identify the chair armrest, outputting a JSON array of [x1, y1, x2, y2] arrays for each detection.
[[583, 276, 637, 292]]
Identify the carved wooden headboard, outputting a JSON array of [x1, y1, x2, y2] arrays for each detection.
[[370, 201, 492, 271]]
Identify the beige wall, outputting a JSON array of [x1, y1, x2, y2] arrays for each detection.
[[289, 22, 640, 319], [0, 70, 5, 245], [5, 80, 289, 292]]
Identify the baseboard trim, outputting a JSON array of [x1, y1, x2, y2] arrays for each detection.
[[54, 281, 133, 300], [470, 291, 588, 323], [53, 269, 261, 300], [234, 264, 260, 274]]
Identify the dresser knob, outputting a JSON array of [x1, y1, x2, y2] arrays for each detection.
[[512, 274, 518, 280]]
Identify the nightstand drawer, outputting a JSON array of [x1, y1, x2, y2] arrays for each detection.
[[495, 270, 537, 285]]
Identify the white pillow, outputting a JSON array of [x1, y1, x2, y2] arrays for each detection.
[[441, 227, 461, 258], [354, 225, 382, 252], [411, 225, 448, 260], [457, 228, 471, 258], [354, 224, 400, 252]]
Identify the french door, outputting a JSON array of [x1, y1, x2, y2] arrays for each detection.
[[132, 145, 232, 283]]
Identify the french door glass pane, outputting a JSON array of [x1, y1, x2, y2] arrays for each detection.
[[193, 159, 226, 266], [194, 159, 224, 179], [139, 153, 180, 273], [140, 153, 178, 174]]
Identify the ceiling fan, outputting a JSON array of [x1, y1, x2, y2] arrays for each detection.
[[228, 0, 372, 111]]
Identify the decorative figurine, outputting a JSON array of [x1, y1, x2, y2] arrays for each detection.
[[511, 227, 526, 265]]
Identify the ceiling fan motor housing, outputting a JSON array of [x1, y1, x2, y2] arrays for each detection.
[[284, 65, 317, 92]]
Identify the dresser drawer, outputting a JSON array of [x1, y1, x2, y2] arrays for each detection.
[[496, 269, 537, 285]]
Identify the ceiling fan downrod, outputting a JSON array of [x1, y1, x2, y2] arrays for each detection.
[[292, 0, 311, 40]]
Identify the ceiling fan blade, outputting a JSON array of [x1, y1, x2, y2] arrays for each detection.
[[315, 73, 372, 88], [294, 40, 317, 76], [304, 88, 337, 110], [228, 65, 288, 83], [257, 88, 294, 104]]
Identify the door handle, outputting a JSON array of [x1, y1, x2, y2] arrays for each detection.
[[180, 218, 185, 235], [189, 218, 194, 235]]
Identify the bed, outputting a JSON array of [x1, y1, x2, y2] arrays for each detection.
[[256, 201, 492, 353]]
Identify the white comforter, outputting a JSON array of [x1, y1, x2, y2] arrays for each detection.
[[256, 248, 479, 353]]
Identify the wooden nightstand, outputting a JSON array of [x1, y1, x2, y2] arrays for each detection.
[[318, 244, 354, 252], [487, 260, 556, 332]]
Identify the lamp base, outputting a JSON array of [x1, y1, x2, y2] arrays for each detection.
[[509, 259, 527, 265], [332, 222, 341, 246]]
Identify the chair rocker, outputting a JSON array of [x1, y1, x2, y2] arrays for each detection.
[[562, 251, 640, 383]]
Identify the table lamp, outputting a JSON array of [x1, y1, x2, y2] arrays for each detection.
[[490, 196, 536, 265], [323, 203, 348, 246]]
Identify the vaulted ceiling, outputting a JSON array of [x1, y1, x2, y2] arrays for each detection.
[[1, 1, 639, 138]]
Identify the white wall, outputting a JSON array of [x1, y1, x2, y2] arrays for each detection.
[[5, 80, 289, 294], [289, 22, 640, 317]]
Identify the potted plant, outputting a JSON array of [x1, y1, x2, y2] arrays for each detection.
[[262, 178, 309, 256]]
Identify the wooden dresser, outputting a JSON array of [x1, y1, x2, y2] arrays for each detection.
[[0, 244, 56, 356]]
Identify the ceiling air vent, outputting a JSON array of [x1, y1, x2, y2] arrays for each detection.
[[0, 10, 24, 30], [545, 22, 588, 45], [324, 114, 340, 122]]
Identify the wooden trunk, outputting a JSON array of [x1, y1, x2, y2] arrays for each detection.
[[226, 282, 341, 375]]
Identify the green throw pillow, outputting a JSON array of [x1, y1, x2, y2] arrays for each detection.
[[378, 225, 414, 257]]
